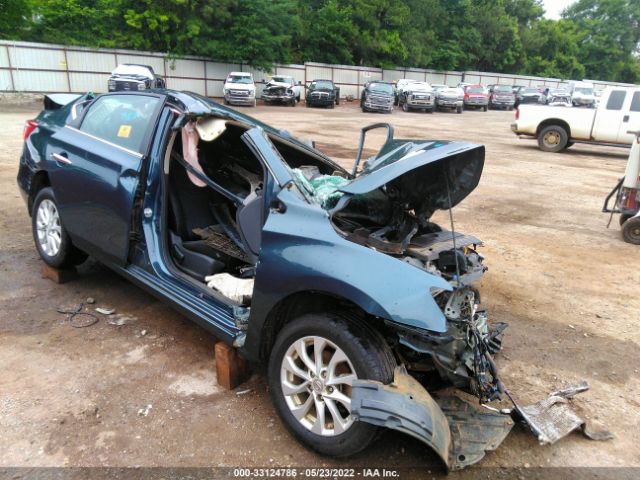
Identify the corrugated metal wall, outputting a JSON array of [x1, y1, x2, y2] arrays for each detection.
[[1, 40, 636, 99]]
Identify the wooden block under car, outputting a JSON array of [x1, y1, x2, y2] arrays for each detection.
[[41, 263, 78, 284], [215, 341, 251, 390]]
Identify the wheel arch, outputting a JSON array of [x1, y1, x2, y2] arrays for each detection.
[[537, 119, 571, 139], [28, 170, 51, 216], [253, 290, 389, 365]]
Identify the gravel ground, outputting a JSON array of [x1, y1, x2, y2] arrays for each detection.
[[0, 99, 638, 477]]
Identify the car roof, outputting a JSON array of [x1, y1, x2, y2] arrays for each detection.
[[228, 71, 251, 76]]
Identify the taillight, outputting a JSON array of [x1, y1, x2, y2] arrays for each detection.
[[23, 120, 38, 141], [515, 108, 520, 120], [624, 188, 638, 210]]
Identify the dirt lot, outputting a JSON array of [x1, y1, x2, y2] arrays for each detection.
[[1, 100, 638, 476]]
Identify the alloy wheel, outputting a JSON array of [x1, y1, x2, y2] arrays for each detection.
[[36, 199, 62, 257], [280, 336, 357, 436]]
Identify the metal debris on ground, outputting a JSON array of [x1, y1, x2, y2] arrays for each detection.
[[95, 307, 115, 315], [137, 404, 152, 416], [85, 297, 95, 304], [57, 303, 99, 328], [235, 388, 253, 396], [514, 382, 614, 444]]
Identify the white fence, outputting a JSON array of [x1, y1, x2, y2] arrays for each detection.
[[0, 40, 636, 99]]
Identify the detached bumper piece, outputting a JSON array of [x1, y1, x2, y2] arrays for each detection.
[[513, 382, 614, 444], [351, 367, 513, 470], [352, 369, 613, 471]]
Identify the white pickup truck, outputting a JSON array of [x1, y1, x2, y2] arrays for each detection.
[[511, 86, 640, 152]]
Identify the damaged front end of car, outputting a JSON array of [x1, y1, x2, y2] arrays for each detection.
[[262, 82, 297, 106], [308, 123, 610, 470]]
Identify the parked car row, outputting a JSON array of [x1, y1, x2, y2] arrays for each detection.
[[105, 65, 600, 113]]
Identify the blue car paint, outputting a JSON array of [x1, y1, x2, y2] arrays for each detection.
[[242, 185, 453, 362], [17, 89, 481, 366]]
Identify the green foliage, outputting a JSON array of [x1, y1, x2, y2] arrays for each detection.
[[4, 0, 640, 82], [563, 0, 640, 83], [0, 0, 31, 39]]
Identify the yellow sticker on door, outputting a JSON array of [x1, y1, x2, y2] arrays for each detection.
[[117, 125, 132, 138]]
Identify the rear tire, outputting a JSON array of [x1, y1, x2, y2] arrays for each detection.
[[268, 312, 396, 458], [483, 105, 488, 112], [538, 125, 568, 152], [456, 106, 463, 114], [32, 187, 86, 268], [622, 217, 640, 245], [402, 102, 409, 112]]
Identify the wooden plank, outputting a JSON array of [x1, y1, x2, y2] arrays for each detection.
[[215, 341, 250, 390], [41, 263, 77, 284]]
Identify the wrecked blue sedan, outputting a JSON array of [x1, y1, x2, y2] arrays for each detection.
[[17, 90, 515, 469]]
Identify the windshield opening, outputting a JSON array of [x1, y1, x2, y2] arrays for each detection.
[[272, 76, 290, 83], [575, 87, 593, 95], [494, 86, 512, 93], [467, 87, 485, 94]]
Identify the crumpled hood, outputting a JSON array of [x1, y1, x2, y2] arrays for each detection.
[[340, 140, 484, 218], [266, 81, 291, 89]]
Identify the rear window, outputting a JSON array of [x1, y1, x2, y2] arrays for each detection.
[[80, 94, 161, 154], [630, 92, 640, 112], [606, 90, 626, 110]]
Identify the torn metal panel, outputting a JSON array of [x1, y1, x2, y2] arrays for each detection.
[[514, 382, 614, 445], [436, 394, 514, 470], [351, 367, 514, 470]]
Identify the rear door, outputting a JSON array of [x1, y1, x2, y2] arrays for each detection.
[[592, 89, 628, 142], [46, 93, 164, 265], [617, 90, 640, 144]]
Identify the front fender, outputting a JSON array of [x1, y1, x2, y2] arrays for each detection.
[[244, 188, 452, 360]]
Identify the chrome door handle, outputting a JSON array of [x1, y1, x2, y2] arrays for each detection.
[[51, 152, 72, 165]]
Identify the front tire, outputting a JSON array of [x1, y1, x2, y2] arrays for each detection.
[[32, 187, 86, 268], [538, 125, 568, 152], [268, 312, 395, 457]]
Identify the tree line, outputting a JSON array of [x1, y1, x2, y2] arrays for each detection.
[[1, 0, 639, 83]]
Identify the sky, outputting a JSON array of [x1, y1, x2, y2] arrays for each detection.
[[542, 0, 577, 19]]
